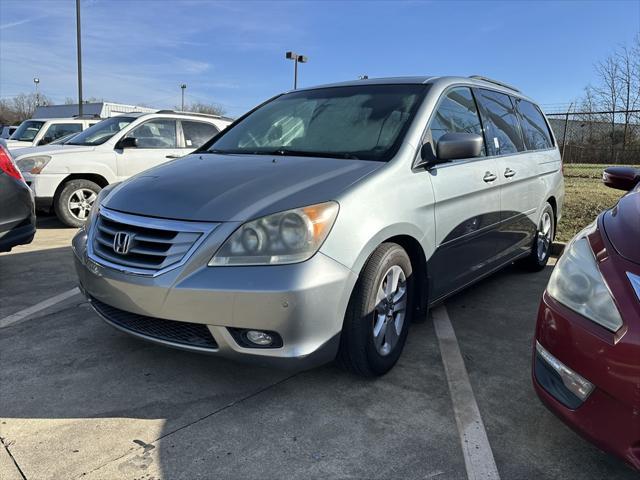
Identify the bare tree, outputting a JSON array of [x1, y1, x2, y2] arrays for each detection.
[[593, 54, 621, 158], [616, 43, 640, 150], [0, 93, 51, 125], [176, 101, 226, 116]]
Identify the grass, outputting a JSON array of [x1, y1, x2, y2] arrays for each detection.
[[555, 164, 625, 242]]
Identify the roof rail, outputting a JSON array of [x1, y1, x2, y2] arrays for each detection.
[[154, 109, 234, 122], [469, 75, 521, 93], [72, 113, 102, 119]]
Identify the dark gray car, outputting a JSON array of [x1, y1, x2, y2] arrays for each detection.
[[0, 140, 36, 252]]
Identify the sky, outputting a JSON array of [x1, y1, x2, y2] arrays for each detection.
[[1, 0, 639, 117]]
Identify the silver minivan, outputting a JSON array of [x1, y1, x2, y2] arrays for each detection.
[[73, 76, 563, 376]]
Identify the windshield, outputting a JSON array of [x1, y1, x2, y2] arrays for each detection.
[[50, 132, 80, 145], [207, 84, 427, 161], [11, 120, 45, 142], [67, 116, 135, 146]]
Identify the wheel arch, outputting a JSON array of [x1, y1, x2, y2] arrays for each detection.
[[347, 229, 430, 322], [53, 173, 110, 201]]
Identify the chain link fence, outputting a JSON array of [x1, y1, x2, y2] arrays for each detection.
[[546, 109, 640, 179], [545, 109, 639, 241]]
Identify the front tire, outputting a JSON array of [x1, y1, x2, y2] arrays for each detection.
[[54, 179, 102, 228], [518, 202, 555, 272], [337, 243, 414, 377]]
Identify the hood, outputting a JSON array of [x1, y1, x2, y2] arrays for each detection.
[[13, 144, 96, 159], [5, 140, 32, 150], [104, 154, 384, 222], [603, 187, 640, 264]]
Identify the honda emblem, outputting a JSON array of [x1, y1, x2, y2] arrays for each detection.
[[113, 231, 132, 255]]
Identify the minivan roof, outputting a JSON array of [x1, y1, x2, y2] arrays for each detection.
[[293, 75, 536, 102]]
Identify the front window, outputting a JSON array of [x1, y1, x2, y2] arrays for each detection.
[[124, 119, 177, 148], [207, 84, 428, 161], [11, 120, 45, 142], [67, 116, 135, 146]]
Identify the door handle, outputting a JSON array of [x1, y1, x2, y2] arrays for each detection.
[[483, 171, 497, 183], [166, 154, 182, 159], [504, 167, 516, 178]]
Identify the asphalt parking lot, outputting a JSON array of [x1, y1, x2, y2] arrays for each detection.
[[0, 216, 636, 480]]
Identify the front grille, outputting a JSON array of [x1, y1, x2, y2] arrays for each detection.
[[90, 208, 217, 274], [91, 297, 218, 350]]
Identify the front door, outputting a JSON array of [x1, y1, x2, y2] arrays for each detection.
[[423, 87, 503, 301], [115, 119, 182, 179]]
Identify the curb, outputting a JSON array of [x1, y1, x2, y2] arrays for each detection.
[[551, 241, 566, 256]]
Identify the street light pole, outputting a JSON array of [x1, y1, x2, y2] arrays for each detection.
[[180, 84, 186, 111], [285, 51, 308, 89], [76, 0, 83, 116], [33, 77, 40, 106]]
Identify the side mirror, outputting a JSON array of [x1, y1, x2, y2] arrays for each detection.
[[602, 166, 640, 191], [435, 132, 484, 162], [38, 136, 53, 146], [116, 137, 138, 149]]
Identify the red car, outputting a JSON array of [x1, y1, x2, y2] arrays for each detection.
[[533, 166, 640, 470]]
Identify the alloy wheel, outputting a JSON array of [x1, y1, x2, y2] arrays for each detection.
[[67, 188, 97, 221], [372, 265, 407, 356], [537, 210, 553, 262]]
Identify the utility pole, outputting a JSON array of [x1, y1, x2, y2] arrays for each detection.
[[180, 84, 187, 111], [285, 51, 308, 89], [76, 0, 83, 116]]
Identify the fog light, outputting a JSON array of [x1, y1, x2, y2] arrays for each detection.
[[536, 341, 594, 401], [246, 330, 273, 346]]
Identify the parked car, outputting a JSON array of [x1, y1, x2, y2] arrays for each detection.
[[72, 76, 563, 376], [0, 140, 36, 252], [6, 117, 99, 150], [14, 111, 232, 227], [533, 166, 639, 470], [1, 125, 18, 139]]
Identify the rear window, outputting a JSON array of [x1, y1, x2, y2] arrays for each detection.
[[475, 89, 525, 155], [181, 120, 218, 148], [515, 99, 553, 150]]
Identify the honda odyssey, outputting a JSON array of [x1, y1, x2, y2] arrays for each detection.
[[73, 76, 564, 376]]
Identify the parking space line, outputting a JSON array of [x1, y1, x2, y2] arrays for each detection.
[[432, 305, 501, 480], [0, 287, 80, 329]]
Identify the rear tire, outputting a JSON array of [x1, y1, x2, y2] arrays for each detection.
[[54, 179, 101, 228], [337, 243, 414, 377], [518, 202, 555, 272]]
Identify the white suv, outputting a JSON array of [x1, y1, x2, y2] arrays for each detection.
[[14, 111, 232, 227], [6, 117, 99, 150]]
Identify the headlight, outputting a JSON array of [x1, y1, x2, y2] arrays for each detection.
[[16, 155, 51, 174], [209, 201, 339, 266], [547, 224, 623, 332]]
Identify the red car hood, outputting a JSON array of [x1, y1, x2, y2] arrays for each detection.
[[603, 186, 640, 265]]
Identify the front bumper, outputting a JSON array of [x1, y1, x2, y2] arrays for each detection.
[[23, 172, 67, 205], [533, 292, 640, 470], [73, 228, 357, 369]]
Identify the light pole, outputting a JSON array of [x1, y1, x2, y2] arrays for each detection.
[[285, 51, 308, 89], [180, 84, 187, 111], [76, 0, 83, 116], [33, 77, 40, 106]]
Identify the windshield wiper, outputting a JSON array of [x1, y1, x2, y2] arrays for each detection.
[[259, 149, 360, 160], [207, 149, 237, 154]]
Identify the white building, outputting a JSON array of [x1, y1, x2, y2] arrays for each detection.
[[33, 102, 156, 119]]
